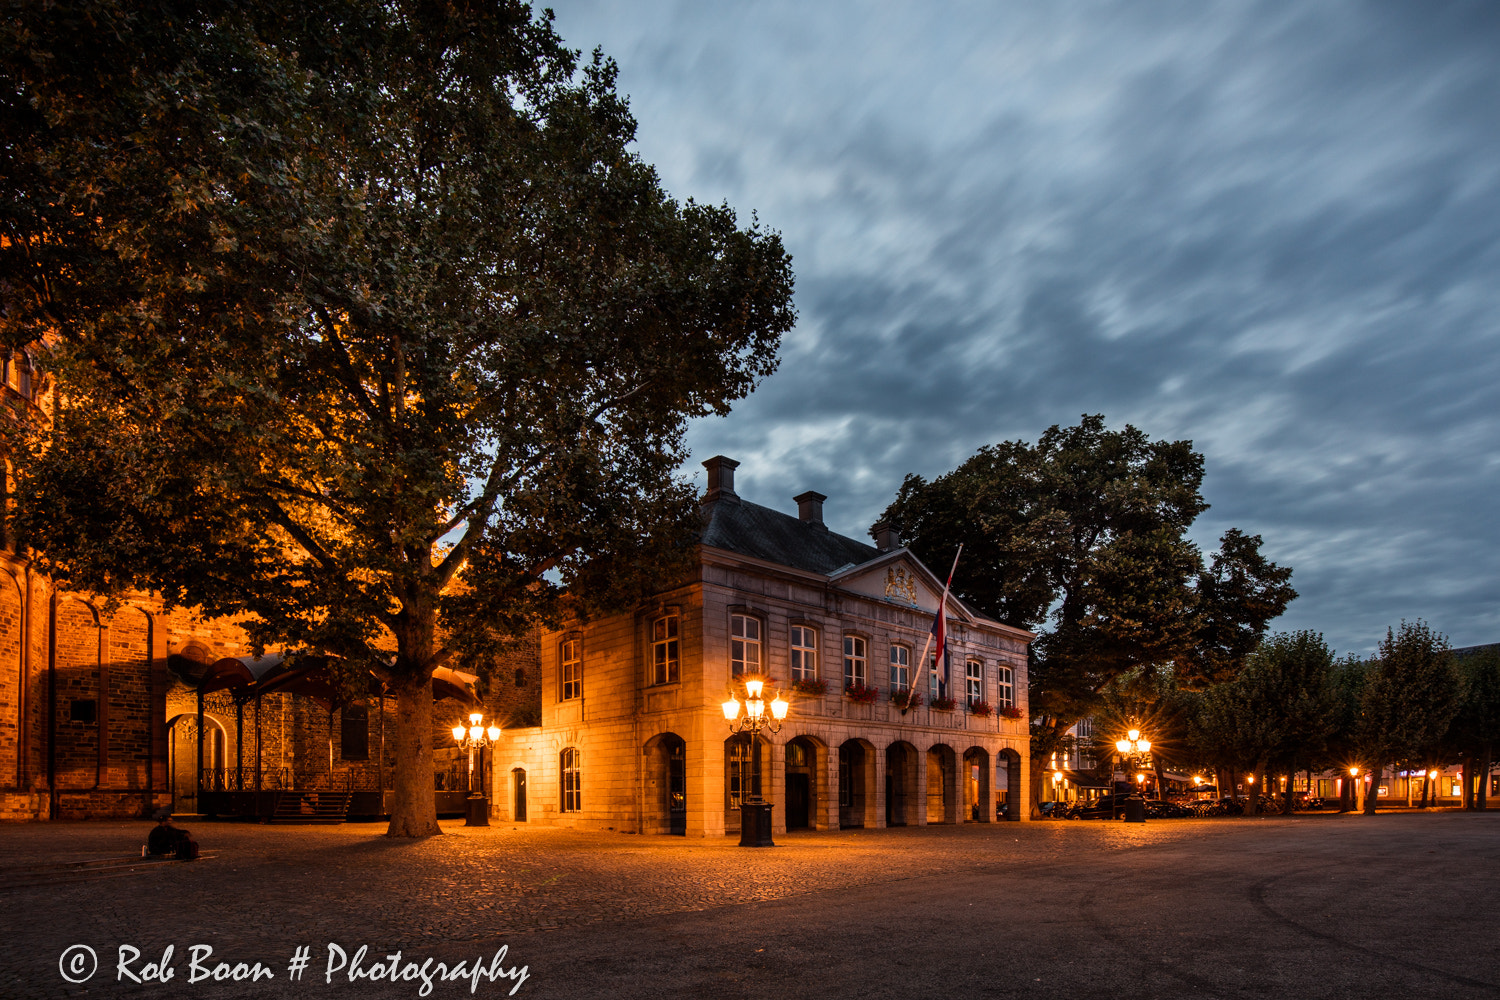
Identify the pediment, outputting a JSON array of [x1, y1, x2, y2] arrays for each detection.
[[830, 550, 959, 617]]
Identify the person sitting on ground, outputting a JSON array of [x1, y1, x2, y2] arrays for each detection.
[[147, 808, 198, 859]]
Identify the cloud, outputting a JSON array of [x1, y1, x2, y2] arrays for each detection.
[[551, 0, 1500, 654]]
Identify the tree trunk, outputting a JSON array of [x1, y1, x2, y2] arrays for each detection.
[[1282, 770, 1296, 814], [1338, 773, 1351, 813], [1479, 744, 1492, 811], [1228, 766, 1239, 803], [386, 675, 440, 838], [1362, 762, 1382, 815]]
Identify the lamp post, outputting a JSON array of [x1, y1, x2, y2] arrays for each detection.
[[452, 712, 502, 827], [722, 676, 789, 847], [1114, 728, 1152, 823]]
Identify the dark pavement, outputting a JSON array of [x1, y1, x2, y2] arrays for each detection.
[[2, 812, 1496, 999]]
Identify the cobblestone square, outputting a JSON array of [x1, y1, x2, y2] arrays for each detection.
[[3, 812, 1497, 999]]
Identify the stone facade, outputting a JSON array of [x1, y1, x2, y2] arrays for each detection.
[[488, 459, 1033, 836]]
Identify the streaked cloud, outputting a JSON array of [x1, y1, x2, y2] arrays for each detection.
[[551, 0, 1500, 653]]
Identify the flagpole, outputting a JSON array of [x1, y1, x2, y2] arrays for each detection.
[[910, 545, 962, 711]]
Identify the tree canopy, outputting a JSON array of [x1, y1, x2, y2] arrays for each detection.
[[882, 415, 1296, 754], [2, 0, 795, 835], [1355, 621, 1461, 814]]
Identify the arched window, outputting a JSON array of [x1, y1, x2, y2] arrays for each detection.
[[559, 638, 582, 700], [730, 613, 761, 676], [790, 625, 817, 682], [560, 748, 581, 813]]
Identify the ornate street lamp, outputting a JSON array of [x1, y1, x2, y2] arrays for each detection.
[[722, 676, 789, 847], [1113, 727, 1152, 823], [451, 712, 502, 827]]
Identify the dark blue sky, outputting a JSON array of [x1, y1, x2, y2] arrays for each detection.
[[550, 1, 1500, 655]]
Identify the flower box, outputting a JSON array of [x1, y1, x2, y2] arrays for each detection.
[[792, 678, 828, 697], [998, 705, 1024, 719], [968, 699, 993, 717], [889, 689, 923, 711], [929, 696, 957, 712], [844, 683, 879, 704]]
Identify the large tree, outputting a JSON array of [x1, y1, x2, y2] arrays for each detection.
[[1356, 621, 1462, 815], [1447, 647, 1500, 809], [1189, 631, 1340, 813], [1, 1, 794, 835], [882, 415, 1296, 762]]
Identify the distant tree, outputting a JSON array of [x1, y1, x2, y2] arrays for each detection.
[[1188, 632, 1340, 814], [1445, 647, 1500, 809], [1356, 622, 1462, 815], [1, 1, 794, 836], [882, 415, 1296, 772]]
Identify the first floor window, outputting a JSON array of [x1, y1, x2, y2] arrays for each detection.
[[560, 638, 582, 700], [791, 625, 817, 682], [890, 644, 910, 692], [839, 746, 854, 807], [340, 705, 369, 761], [966, 659, 983, 704], [731, 614, 762, 676], [561, 747, 582, 812], [728, 739, 760, 808], [931, 653, 947, 700], [652, 614, 679, 685], [997, 665, 1014, 708], [844, 635, 867, 688]]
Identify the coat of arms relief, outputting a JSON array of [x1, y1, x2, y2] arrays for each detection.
[[884, 566, 919, 605]]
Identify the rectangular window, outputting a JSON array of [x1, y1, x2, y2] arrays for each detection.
[[997, 665, 1014, 708], [966, 659, 982, 704], [930, 653, 947, 700], [843, 636, 867, 689], [838, 746, 853, 807], [889, 644, 910, 692], [561, 748, 582, 812], [790, 625, 817, 682], [728, 739, 760, 808], [651, 614, 679, 685], [68, 699, 96, 724], [731, 614, 761, 676], [340, 705, 370, 761], [560, 638, 582, 701]]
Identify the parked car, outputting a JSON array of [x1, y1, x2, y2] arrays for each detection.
[[1064, 793, 1135, 819]]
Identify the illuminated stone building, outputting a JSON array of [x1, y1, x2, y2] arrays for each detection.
[[491, 457, 1034, 836]]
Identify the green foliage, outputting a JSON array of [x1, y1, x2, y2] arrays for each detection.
[[1189, 630, 1340, 776], [1447, 647, 1500, 754], [1357, 621, 1462, 768], [1, 1, 794, 681], [883, 415, 1296, 744], [2, 1, 794, 834]]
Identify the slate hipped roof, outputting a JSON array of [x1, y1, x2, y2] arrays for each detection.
[[700, 495, 881, 576]]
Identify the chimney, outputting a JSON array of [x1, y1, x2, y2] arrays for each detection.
[[870, 520, 901, 552], [794, 491, 827, 530], [702, 455, 740, 505]]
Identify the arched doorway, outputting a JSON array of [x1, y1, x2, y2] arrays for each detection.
[[962, 746, 992, 823], [927, 744, 956, 824], [784, 736, 820, 830], [886, 741, 918, 827], [512, 768, 527, 822], [645, 733, 687, 835], [996, 748, 1024, 821], [167, 713, 225, 813], [839, 738, 877, 828]]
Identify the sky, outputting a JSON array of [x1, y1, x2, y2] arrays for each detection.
[[547, 0, 1500, 656]]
